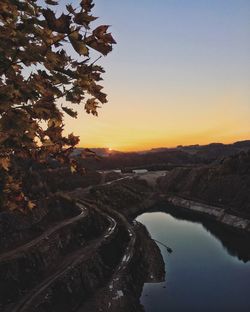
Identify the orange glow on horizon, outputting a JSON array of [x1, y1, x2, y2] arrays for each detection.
[[63, 80, 250, 153], [78, 134, 250, 152], [60, 0, 250, 154]]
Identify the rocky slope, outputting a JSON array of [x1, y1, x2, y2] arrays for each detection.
[[158, 151, 250, 220]]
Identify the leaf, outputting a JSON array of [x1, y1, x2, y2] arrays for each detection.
[[103, 33, 116, 44], [70, 159, 77, 173], [88, 83, 107, 103], [48, 118, 62, 128], [45, 0, 58, 5], [62, 106, 78, 118], [85, 98, 100, 116], [66, 133, 80, 146], [66, 4, 75, 14], [27, 200, 36, 210], [80, 0, 95, 12], [70, 165, 77, 173], [93, 25, 110, 37], [42, 138, 53, 146], [43, 9, 71, 33], [0, 157, 10, 171], [93, 25, 116, 44], [74, 12, 97, 28], [69, 31, 89, 56], [85, 35, 113, 56]]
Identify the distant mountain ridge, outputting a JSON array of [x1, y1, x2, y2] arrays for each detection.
[[74, 140, 250, 161], [75, 140, 250, 155], [72, 140, 250, 172], [149, 140, 250, 154]]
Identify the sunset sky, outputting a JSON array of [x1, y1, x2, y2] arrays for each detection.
[[62, 0, 250, 151]]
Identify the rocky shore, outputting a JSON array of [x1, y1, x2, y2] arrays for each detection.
[[163, 195, 250, 233]]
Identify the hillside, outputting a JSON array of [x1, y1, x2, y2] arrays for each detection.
[[158, 151, 250, 216], [75, 140, 250, 171]]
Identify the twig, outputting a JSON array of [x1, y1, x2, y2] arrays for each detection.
[[90, 55, 102, 66], [153, 239, 173, 253]]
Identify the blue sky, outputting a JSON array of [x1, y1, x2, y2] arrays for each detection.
[[57, 0, 250, 150]]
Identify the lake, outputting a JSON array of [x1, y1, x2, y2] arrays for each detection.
[[137, 208, 250, 312]]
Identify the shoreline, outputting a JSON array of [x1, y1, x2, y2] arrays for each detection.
[[136, 171, 250, 234], [160, 195, 250, 233]]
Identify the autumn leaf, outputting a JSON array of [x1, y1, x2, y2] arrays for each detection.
[[93, 25, 110, 38], [62, 106, 78, 118], [66, 4, 75, 15], [70, 159, 77, 173], [103, 33, 116, 44], [93, 25, 116, 44], [0, 157, 10, 171], [80, 0, 95, 12], [70, 165, 77, 173], [66, 133, 80, 146], [45, 0, 58, 5], [85, 35, 113, 56], [85, 98, 100, 116], [74, 12, 97, 28], [27, 201, 36, 210], [48, 118, 62, 128], [43, 9, 71, 33], [69, 31, 89, 56]]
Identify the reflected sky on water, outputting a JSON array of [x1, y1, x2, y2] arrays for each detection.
[[137, 211, 250, 312]]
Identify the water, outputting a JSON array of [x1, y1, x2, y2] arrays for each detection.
[[137, 208, 250, 312]]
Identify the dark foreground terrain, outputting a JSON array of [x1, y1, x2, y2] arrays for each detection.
[[1, 140, 250, 311], [0, 176, 165, 312]]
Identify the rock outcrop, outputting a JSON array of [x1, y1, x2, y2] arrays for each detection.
[[158, 152, 250, 216], [157, 152, 250, 232], [165, 196, 250, 233]]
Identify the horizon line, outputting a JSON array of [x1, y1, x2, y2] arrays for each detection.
[[77, 138, 250, 153]]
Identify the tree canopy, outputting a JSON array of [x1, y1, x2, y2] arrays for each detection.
[[0, 0, 116, 211]]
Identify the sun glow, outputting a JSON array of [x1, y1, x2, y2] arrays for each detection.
[[63, 0, 250, 152]]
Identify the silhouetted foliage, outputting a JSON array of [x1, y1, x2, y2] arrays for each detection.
[[0, 0, 115, 211]]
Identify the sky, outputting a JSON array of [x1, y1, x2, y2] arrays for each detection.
[[61, 0, 250, 151]]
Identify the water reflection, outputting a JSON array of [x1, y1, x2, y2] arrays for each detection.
[[137, 206, 250, 312], [155, 203, 250, 263]]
